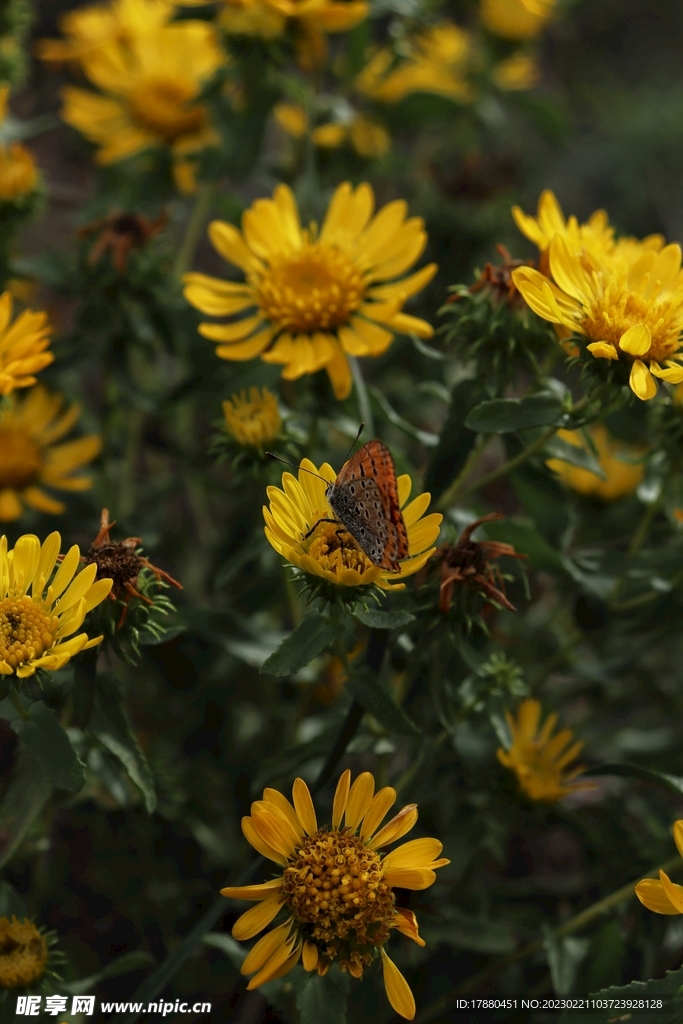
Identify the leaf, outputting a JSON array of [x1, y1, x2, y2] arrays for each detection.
[[544, 928, 590, 995], [586, 762, 683, 797], [423, 379, 488, 502], [203, 933, 245, 971], [424, 911, 516, 954], [545, 434, 607, 479], [62, 951, 156, 995], [345, 668, 420, 735], [354, 608, 415, 629], [9, 702, 85, 793], [297, 967, 350, 1024], [465, 393, 564, 433], [583, 922, 626, 995], [261, 614, 339, 677], [558, 965, 683, 1024], [91, 677, 157, 813], [0, 753, 52, 870]]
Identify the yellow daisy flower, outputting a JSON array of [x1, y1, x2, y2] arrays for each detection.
[[0, 918, 47, 988], [546, 425, 644, 502], [35, 0, 172, 65], [0, 532, 113, 677], [512, 189, 615, 263], [512, 233, 683, 401], [223, 387, 282, 447], [263, 457, 442, 590], [497, 698, 596, 803], [356, 24, 472, 104], [0, 291, 53, 397], [492, 51, 540, 91], [0, 385, 102, 522], [480, 0, 554, 40], [221, 770, 449, 1020], [60, 21, 223, 192], [635, 820, 683, 916], [183, 182, 436, 400]]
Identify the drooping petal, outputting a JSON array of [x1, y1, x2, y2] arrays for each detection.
[[302, 941, 319, 972], [240, 920, 292, 975], [629, 359, 658, 401], [381, 949, 415, 1020]]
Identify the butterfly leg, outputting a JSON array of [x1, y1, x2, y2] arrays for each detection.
[[302, 517, 339, 541]]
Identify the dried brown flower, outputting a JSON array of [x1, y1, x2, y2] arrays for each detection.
[[79, 211, 167, 273], [450, 244, 535, 309]]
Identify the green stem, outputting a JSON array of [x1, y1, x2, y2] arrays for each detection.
[[415, 854, 682, 1023], [434, 434, 489, 512], [629, 498, 661, 554], [349, 356, 375, 437], [173, 182, 216, 280], [458, 424, 559, 500]]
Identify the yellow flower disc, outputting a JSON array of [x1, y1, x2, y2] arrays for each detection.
[[0, 918, 47, 988]]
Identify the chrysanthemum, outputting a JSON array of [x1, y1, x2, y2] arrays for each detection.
[[547, 426, 644, 501], [60, 21, 223, 192], [480, 0, 554, 40], [356, 24, 472, 104], [497, 698, 595, 802], [0, 291, 53, 397], [635, 820, 683, 916], [513, 234, 683, 400], [223, 387, 282, 448], [263, 458, 442, 590], [221, 770, 448, 1020], [183, 182, 436, 400], [36, 0, 172, 64], [0, 385, 101, 521], [0, 532, 112, 677], [512, 189, 615, 263]]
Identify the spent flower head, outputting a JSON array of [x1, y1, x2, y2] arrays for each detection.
[[79, 211, 167, 274]]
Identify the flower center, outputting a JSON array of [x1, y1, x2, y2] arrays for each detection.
[[305, 520, 376, 577], [257, 245, 365, 333], [0, 427, 42, 490], [281, 828, 395, 974], [0, 596, 58, 668], [583, 284, 683, 363], [0, 918, 47, 988], [128, 77, 208, 143]]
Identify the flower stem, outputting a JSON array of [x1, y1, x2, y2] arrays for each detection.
[[434, 434, 489, 512], [173, 182, 215, 280], [350, 356, 375, 438], [457, 424, 558, 500]]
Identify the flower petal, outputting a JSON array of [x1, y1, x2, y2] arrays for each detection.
[[629, 359, 658, 401], [332, 768, 351, 829], [242, 815, 287, 866], [368, 804, 418, 849], [292, 778, 317, 836], [382, 837, 444, 871], [221, 880, 283, 901], [240, 920, 292, 975], [381, 949, 415, 1020], [345, 772, 375, 830], [232, 896, 284, 941], [360, 787, 396, 841], [635, 878, 681, 915], [658, 870, 683, 914], [619, 323, 651, 356]]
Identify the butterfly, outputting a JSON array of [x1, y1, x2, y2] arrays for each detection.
[[315, 439, 410, 573]]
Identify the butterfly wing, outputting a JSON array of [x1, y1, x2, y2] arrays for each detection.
[[331, 440, 409, 571]]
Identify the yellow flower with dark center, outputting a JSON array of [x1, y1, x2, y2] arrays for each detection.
[[0, 918, 47, 988], [635, 820, 683, 916], [546, 426, 644, 501], [263, 457, 441, 590], [221, 770, 449, 1019], [183, 182, 436, 400], [35, 0, 172, 65], [0, 385, 102, 521], [497, 698, 595, 802], [223, 387, 282, 447], [60, 21, 223, 191], [0, 532, 112, 677], [356, 24, 472, 104], [513, 233, 683, 400], [0, 291, 53, 397], [481, 0, 554, 40]]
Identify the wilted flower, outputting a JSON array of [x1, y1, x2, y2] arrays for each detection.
[[0, 385, 101, 521], [79, 211, 167, 273], [263, 458, 441, 591], [547, 426, 644, 501], [635, 820, 683, 916], [356, 24, 472, 104], [183, 182, 436, 400], [35, 0, 172, 65], [223, 387, 282, 448], [221, 770, 448, 1019], [0, 532, 112, 677], [0, 292, 53, 397], [464, 244, 535, 310], [497, 698, 595, 802], [480, 0, 554, 40]]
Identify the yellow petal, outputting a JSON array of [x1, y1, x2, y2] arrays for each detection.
[[345, 772, 375, 829], [392, 907, 425, 946], [251, 803, 299, 859], [241, 815, 287, 866], [240, 920, 292, 975], [619, 323, 651, 356], [382, 837, 444, 871], [292, 778, 317, 836], [360, 787, 396, 841], [673, 821, 683, 859], [302, 940, 319, 972], [221, 879, 283, 901], [381, 950, 415, 1020], [332, 768, 351, 828], [232, 896, 283, 941], [49, 544, 80, 600], [246, 936, 299, 989], [658, 870, 683, 914], [263, 789, 303, 840], [382, 867, 437, 890], [629, 359, 658, 401], [586, 341, 618, 360], [635, 878, 680, 914], [367, 804, 418, 849]]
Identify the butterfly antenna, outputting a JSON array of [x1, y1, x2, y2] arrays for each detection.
[[266, 452, 330, 484], [342, 422, 365, 464]]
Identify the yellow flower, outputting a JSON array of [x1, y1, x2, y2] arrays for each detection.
[[0, 532, 113, 677], [273, 102, 308, 138], [274, 103, 390, 158], [221, 770, 449, 1019], [513, 233, 683, 400], [60, 21, 223, 191], [512, 189, 615, 263], [635, 821, 683, 916], [0, 291, 53, 397], [183, 182, 436, 400], [263, 457, 442, 590], [0, 142, 38, 201], [546, 425, 644, 501], [0, 918, 47, 988], [356, 24, 472, 104], [0, 385, 102, 521], [493, 51, 540, 91], [481, 0, 554, 40], [497, 698, 595, 802], [223, 387, 282, 447], [35, 0, 173, 64]]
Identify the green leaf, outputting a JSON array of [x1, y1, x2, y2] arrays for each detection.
[[423, 379, 488, 502], [0, 881, 27, 919], [583, 922, 626, 995], [62, 951, 156, 995], [9, 702, 85, 792], [424, 911, 516, 954], [465, 393, 564, 433], [353, 608, 415, 629], [559, 965, 683, 1024], [0, 753, 52, 870], [545, 434, 606, 479], [544, 928, 590, 995], [297, 967, 350, 1024], [203, 933, 245, 970], [586, 762, 683, 797], [91, 677, 157, 813], [345, 668, 419, 735], [261, 614, 338, 677]]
